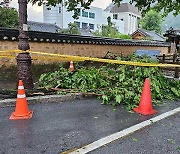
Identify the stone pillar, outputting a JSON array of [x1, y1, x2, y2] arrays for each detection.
[[170, 42, 176, 53]]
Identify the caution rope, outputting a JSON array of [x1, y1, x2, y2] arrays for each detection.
[[0, 49, 180, 68], [0, 55, 16, 58]]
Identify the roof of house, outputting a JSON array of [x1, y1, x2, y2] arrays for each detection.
[[27, 21, 60, 33], [109, 3, 141, 16], [131, 29, 165, 41], [104, 3, 115, 12], [164, 28, 180, 37], [27, 21, 94, 36]]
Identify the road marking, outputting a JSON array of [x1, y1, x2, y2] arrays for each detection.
[[69, 107, 180, 154]]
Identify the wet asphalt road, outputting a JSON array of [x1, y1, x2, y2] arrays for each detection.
[[91, 113, 180, 154], [0, 98, 179, 154]]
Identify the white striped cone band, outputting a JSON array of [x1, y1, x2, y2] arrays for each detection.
[[17, 94, 26, 98], [18, 86, 24, 90], [70, 65, 74, 68]]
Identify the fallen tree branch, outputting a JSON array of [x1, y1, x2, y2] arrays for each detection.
[[51, 88, 103, 96]]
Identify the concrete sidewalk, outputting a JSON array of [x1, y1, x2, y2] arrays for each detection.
[[0, 98, 179, 154]]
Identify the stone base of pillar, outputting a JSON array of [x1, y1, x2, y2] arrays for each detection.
[[16, 52, 33, 89]]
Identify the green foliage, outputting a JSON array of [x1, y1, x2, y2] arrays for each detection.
[[59, 22, 80, 35], [27, 0, 180, 19], [139, 10, 163, 34], [0, 6, 18, 28], [93, 17, 131, 39], [39, 55, 180, 110]]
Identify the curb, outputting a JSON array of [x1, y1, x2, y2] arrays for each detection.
[[0, 93, 95, 107]]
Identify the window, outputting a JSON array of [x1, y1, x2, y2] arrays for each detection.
[[75, 21, 80, 28], [59, 7, 61, 13], [82, 22, 88, 29], [113, 14, 118, 20], [89, 12, 95, 19], [89, 23, 94, 30], [82, 10, 88, 17]]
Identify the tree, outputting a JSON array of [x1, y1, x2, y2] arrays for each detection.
[[94, 17, 131, 39], [27, 0, 180, 18], [101, 16, 117, 37], [68, 22, 80, 34], [139, 10, 163, 34], [0, 6, 18, 28], [59, 22, 80, 35]]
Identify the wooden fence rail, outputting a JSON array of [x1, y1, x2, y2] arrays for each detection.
[[157, 54, 179, 78]]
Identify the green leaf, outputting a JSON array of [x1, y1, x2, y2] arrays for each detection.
[[115, 95, 122, 104], [132, 138, 138, 142], [167, 139, 175, 144], [112, 108, 117, 112], [171, 88, 179, 97], [102, 95, 109, 104]]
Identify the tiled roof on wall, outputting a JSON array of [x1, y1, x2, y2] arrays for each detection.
[[0, 27, 170, 47]]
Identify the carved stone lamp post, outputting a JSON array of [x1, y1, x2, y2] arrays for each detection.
[[17, 0, 33, 89]]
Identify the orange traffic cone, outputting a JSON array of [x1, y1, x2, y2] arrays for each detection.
[[9, 80, 33, 120], [69, 61, 74, 71], [133, 78, 157, 115]]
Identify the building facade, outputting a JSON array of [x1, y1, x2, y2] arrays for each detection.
[[43, 3, 125, 33], [105, 3, 141, 35], [43, 3, 141, 35]]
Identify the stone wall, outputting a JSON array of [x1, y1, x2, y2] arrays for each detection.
[[0, 40, 169, 66]]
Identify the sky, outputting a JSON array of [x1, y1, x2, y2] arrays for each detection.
[[9, 0, 114, 22]]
